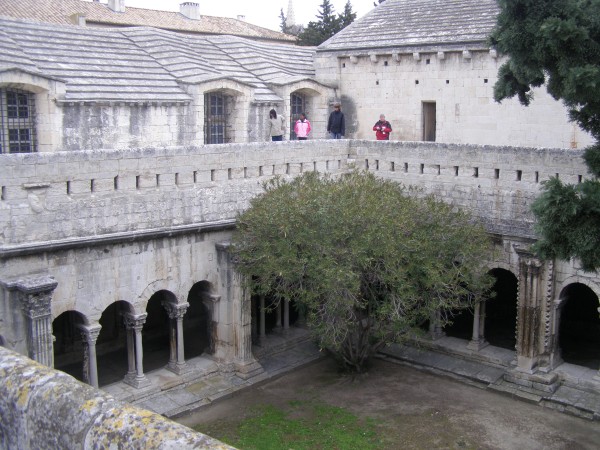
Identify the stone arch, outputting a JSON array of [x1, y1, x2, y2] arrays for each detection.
[[185, 281, 216, 358], [557, 282, 600, 369], [288, 87, 323, 140], [281, 80, 333, 139], [200, 81, 249, 144], [96, 300, 135, 386], [52, 310, 89, 381], [142, 289, 178, 373], [484, 268, 518, 350]]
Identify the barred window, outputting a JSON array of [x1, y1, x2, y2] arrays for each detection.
[[204, 92, 230, 144], [0, 88, 36, 153]]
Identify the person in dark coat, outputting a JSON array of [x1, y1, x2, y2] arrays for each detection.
[[327, 102, 345, 139]]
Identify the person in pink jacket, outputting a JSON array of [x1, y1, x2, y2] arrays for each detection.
[[294, 113, 312, 140], [373, 114, 392, 140]]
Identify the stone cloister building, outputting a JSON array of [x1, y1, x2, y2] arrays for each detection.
[[1, 139, 599, 400], [0, 0, 598, 417]]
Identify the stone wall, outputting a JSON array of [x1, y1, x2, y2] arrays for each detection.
[[315, 51, 594, 149], [0, 140, 588, 248], [0, 346, 232, 449]]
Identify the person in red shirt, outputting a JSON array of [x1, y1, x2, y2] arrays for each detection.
[[373, 114, 392, 140]]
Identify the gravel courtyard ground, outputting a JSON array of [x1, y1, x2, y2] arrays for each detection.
[[178, 357, 600, 449]]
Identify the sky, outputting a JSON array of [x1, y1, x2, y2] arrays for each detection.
[[118, 0, 376, 32]]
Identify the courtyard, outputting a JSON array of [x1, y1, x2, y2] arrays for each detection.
[[178, 356, 600, 449]]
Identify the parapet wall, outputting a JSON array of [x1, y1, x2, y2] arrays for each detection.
[[0, 140, 589, 249], [0, 346, 232, 450]]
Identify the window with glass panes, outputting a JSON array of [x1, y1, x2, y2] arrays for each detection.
[[0, 88, 36, 153], [290, 93, 306, 140], [204, 92, 229, 144]]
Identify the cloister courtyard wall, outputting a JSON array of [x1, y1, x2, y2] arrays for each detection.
[[0, 139, 598, 403]]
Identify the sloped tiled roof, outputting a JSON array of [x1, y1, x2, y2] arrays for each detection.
[[0, 17, 316, 103], [318, 0, 500, 53], [0, 0, 295, 43]]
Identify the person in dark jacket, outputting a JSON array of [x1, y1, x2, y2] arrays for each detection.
[[327, 102, 345, 139], [373, 114, 392, 140]]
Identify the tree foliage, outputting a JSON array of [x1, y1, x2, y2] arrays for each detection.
[[297, 0, 357, 46], [232, 171, 493, 372], [490, 0, 600, 271]]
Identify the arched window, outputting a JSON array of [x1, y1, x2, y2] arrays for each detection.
[[0, 88, 36, 153], [204, 92, 230, 144], [290, 93, 306, 140]]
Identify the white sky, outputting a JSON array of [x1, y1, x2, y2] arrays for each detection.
[[118, 0, 375, 32]]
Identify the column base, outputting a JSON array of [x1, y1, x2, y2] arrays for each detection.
[[124, 373, 151, 389], [234, 359, 264, 380], [467, 338, 489, 351], [503, 368, 560, 394], [167, 361, 190, 375]]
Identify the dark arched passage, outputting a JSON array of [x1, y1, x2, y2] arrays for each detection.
[[142, 290, 176, 373], [559, 283, 600, 369], [52, 310, 87, 382], [185, 281, 212, 358], [485, 268, 518, 350], [96, 300, 134, 386]]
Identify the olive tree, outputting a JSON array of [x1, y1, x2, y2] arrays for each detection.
[[232, 171, 493, 372]]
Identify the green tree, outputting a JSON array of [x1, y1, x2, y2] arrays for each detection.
[[339, 1, 357, 28], [297, 0, 356, 46], [233, 171, 493, 372], [490, 0, 600, 271]]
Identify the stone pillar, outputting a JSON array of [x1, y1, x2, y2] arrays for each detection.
[[123, 313, 150, 389], [2, 276, 58, 367], [275, 302, 282, 330], [162, 301, 190, 375], [216, 242, 263, 379], [78, 324, 101, 388], [259, 294, 266, 341], [467, 301, 488, 350], [202, 294, 221, 355], [283, 299, 290, 332], [428, 310, 444, 340], [515, 247, 543, 372]]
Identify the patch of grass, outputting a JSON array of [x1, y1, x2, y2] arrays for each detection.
[[196, 401, 382, 450]]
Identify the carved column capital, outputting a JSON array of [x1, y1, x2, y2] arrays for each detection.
[[78, 324, 102, 344], [124, 313, 147, 331], [162, 301, 189, 320]]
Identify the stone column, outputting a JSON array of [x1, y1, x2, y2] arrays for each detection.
[[203, 294, 221, 355], [275, 302, 282, 330], [162, 301, 189, 375], [78, 324, 101, 388], [2, 276, 58, 367], [259, 294, 266, 341], [216, 242, 264, 379], [467, 301, 488, 350], [283, 299, 290, 332], [515, 247, 543, 372], [428, 310, 444, 340], [123, 313, 151, 389]]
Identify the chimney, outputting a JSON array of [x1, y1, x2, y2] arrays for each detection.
[[108, 0, 125, 13], [237, 15, 246, 21], [180, 2, 200, 20]]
